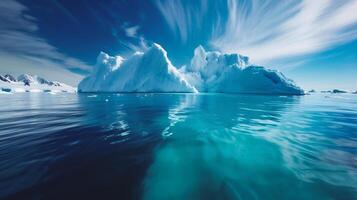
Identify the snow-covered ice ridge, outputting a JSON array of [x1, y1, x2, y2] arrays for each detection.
[[79, 44, 304, 95], [0, 74, 76, 93]]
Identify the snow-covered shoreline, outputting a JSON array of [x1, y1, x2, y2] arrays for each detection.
[[0, 74, 76, 94]]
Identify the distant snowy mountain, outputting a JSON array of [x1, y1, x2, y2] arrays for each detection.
[[78, 43, 304, 95], [0, 74, 76, 93], [331, 89, 348, 93]]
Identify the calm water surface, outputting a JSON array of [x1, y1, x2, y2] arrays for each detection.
[[0, 93, 356, 199]]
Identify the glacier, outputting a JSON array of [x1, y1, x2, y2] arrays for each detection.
[[78, 44, 304, 95], [0, 74, 75, 93]]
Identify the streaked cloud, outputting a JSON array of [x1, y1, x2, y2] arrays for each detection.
[[155, 0, 208, 43], [212, 0, 357, 63], [49, 0, 79, 24], [155, 0, 357, 64], [123, 24, 140, 38], [111, 24, 149, 54]]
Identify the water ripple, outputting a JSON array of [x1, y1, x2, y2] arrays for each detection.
[[0, 93, 356, 199]]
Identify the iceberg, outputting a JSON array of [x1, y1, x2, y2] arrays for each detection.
[[321, 89, 348, 94], [78, 44, 197, 93], [0, 74, 76, 93], [180, 46, 303, 95], [78, 44, 304, 95]]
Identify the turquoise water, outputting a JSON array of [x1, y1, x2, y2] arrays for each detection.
[[0, 93, 356, 199]]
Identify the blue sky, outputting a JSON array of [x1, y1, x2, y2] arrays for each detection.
[[0, 0, 356, 90]]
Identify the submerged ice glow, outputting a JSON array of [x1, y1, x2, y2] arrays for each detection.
[[0, 93, 356, 199]]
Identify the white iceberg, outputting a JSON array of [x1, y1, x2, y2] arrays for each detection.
[[0, 74, 76, 93], [78, 44, 197, 93], [180, 46, 303, 94], [78, 44, 304, 95]]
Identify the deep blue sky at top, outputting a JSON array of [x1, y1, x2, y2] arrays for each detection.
[[18, 0, 219, 65], [0, 0, 356, 90], [19, 0, 165, 63]]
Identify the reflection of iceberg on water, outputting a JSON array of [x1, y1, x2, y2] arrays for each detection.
[[161, 94, 197, 137]]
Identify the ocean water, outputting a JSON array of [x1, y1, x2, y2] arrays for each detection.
[[0, 93, 356, 200]]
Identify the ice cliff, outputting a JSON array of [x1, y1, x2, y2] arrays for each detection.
[[78, 44, 304, 95], [78, 44, 197, 93]]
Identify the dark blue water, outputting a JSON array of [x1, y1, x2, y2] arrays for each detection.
[[0, 93, 356, 199]]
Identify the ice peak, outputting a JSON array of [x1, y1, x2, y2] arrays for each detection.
[[4, 74, 16, 82], [146, 43, 169, 60], [194, 45, 206, 54], [97, 51, 109, 62], [79, 43, 303, 95], [17, 74, 35, 85], [151, 43, 166, 52], [188, 45, 207, 72], [78, 43, 197, 93], [95, 51, 124, 73]]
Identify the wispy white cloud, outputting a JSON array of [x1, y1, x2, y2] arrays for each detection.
[[0, 0, 90, 86], [123, 24, 140, 38], [114, 36, 149, 53], [112, 23, 149, 54], [211, 0, 357, 63], [155, 0, 208, 43], [155, 0, 357, 64]]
